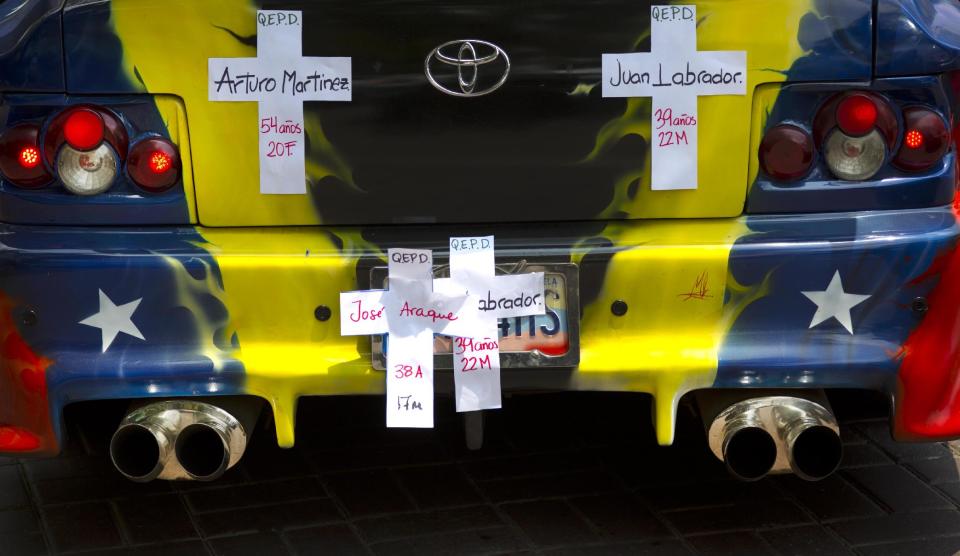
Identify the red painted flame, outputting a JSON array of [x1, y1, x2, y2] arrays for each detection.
[[896, 229, 960, 438], [0, 426, 40, 452], [0, 294, 55, 454], [895, 71, 960, 439]]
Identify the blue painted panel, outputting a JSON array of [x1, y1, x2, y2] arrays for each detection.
[[786, 0, 873, 81], [877, 0, 960, 76], [717, 207, 958, 389], [0, 225, 244, 442], [0, 0, 65, 92]]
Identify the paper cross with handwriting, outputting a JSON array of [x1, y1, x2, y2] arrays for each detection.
[[435, 237, 546, 413], [601, 5, 746, 190], [340, 248, 474, 428], [209, 10, 351, 194], [340, 237, 546, 427]]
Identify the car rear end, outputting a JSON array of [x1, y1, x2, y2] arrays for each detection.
[[0, 0, 957, 482]]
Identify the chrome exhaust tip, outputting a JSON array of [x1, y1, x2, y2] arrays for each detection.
[[175, 423, 230, 481], [172, 401, 251, 482], [776, 401, 843, 481], [790, 424, 842, 480], [723, 426, 778, 481], [109, 422, 168, 483], [110, 398, 261, 482], [707, 401, 777, 481], [705, 395, 841, 482]]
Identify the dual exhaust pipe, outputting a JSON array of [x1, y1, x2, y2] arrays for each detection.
[[111, 394, 836, 483], [110, 398, 261, 482], [705, 395, 842, 481]]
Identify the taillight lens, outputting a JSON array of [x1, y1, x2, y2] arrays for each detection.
[[57, 143, 119, 196], [836, 94, 878, 137], [127, 138, 180, 192], [905, 130, 924, 149], [814, 92, 897, 181], [44, 106, 128, 167], [63, 108, 104, 151], [19, 147, 41, 169], [824, 129, 887, 181], [759, 124, 814, 182], [45, 106, 128, 196], [893, 107, 950, 172], [0, 124, 53, 188]]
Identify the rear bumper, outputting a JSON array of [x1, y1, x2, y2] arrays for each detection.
[[2, 206, 959, 455]]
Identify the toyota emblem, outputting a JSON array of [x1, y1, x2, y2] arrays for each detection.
[[424, 40, 510, 97]]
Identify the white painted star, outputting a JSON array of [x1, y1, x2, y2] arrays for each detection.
[[79, 290, 145, 352], [801, 271, 871, 335]]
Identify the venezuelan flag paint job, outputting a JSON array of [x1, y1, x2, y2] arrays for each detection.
[[94, 0, 839, 446], [94, 0, 871, 226], [6, 0, 960, 457], [0, 224, 248, 455]]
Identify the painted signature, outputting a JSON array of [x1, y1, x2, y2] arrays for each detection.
[[679, 270, 712, 301]]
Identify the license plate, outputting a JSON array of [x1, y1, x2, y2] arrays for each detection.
[[371, 263, 579, 369]]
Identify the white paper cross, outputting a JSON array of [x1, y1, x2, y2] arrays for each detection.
[[209, 10, 351, 194], [601, 5, 746, 190], [435, 236, 546, 412], [340, 237, 545, 428]]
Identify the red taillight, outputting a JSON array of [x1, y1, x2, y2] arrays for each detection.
[[759, 124, 814, 182], [904, 130, 924, 149], [893, 107, 950, 172], [128, 138, 180, 192], [63, 108, 104, 150], [836, 94, 878, 137], [814, 92, 898, 150], [44, 105, 128, 168], [149, 151, 172, 174], [813, 92, 898, 181], [0, 124, 53, 188], [18, 146, 40, 169], [44, 106, 128, 196]]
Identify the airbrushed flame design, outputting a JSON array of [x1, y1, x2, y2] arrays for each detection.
[[722, 267, 775, 333], [581, 0, 809, 220], [160, 253, 237, 372], [585, 97, 652, 220], [102, 0, 828, 448], [569, 1, 813, 442], [303, 111, 359, 193]]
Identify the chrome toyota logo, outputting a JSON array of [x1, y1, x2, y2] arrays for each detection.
[[424, 40, 510, 97]]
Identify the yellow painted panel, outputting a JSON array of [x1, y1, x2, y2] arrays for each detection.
[[200, 228, 381, 445], [576, 218, 748, 444], [581, 0, 810, 219], [111, 0, 327, 226], [110, 0, 809, 225], [203, 219, 745, 446]]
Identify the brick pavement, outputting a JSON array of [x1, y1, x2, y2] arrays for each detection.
[[3, 392, 960, 555]]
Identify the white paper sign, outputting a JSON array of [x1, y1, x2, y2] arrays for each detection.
[[209, 10, 352, 194], [339, 290, 387, 336], [340, 247, 469, 428], [339, 237, 546, 427], [382, 249, 439, 428], [436, 236, 544, 413], [601, 5, 746, 190]]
